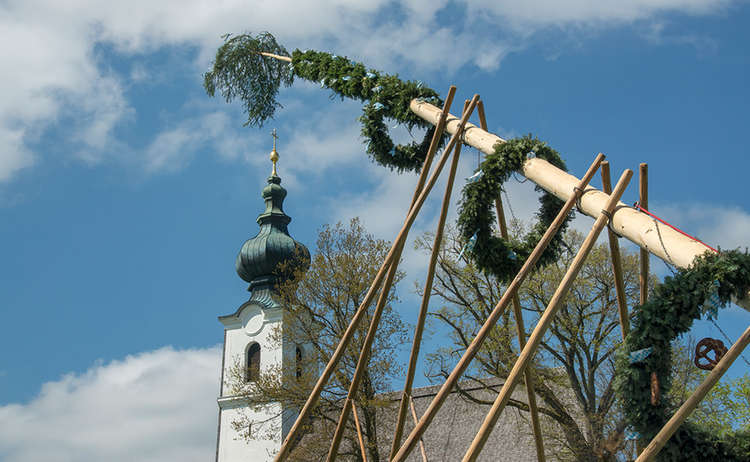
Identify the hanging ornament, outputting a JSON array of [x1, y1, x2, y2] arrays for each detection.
[[694, 337, 728, 370]]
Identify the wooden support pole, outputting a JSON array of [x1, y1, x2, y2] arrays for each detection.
[[325, 94, 480, 462], [391, 153, 606, 462], [478, 100, 546, 462], [601, 161, 630, 339], [409, 396, 430, 462], [462, 169, 633, 462], [639, 163, 649, 307], [408, 100, 750, 312], [351, 402, 368, 462], [274, 87, 457, 461], [635, 324, 750, 462], [389, 99, 468, 459]]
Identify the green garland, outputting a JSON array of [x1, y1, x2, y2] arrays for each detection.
[[205, 33, 750, 459], [614, 250, 750, 461], [204, 34, 443, 173], [456, 136, 569, 283]]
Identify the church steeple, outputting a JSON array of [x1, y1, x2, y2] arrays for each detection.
[[235, 132, 310, 291], [216, 132, 312, 462]]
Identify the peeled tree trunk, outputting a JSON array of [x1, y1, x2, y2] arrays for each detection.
[[409, 99, 750, 313]]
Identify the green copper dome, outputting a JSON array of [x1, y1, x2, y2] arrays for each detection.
[[236, 174, 310, 290]]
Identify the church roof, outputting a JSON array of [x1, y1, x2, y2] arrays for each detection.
[[235, 139, 310, 291]]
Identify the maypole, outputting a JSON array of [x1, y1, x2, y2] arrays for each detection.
[[203, 32, 750, 461], [408, 99, 750, 312]]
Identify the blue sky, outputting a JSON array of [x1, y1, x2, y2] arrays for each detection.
[[1, 1, 749, 460]]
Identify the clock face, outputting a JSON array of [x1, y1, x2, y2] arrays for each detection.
[[245, 308, 264, 336]]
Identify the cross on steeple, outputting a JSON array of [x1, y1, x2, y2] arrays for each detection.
[[269, 128, 279, 176]]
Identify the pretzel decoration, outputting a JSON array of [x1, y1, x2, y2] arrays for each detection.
[[694, 337, 728, 371]]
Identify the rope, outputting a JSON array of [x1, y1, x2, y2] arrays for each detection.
[[633, 202, 718, 253], [502, 189, 517, 223], [600, 208, 620, 237]]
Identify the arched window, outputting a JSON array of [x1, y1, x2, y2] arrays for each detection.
[[246, 342, 260, 382], [295, 346, 303, 379]]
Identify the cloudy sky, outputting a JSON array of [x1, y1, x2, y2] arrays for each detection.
[[2, 1, 750, 460]]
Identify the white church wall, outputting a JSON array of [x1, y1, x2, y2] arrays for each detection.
[[217, 303, 288, 462], [217, 399, 282, 462]]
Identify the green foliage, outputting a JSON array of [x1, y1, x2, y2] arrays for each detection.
[[203, 32, 294, 127], [614, 250, 750, 461], [291, 50, 443, 172], [456, 136, 569, 283], [671, 341, 750, 436]]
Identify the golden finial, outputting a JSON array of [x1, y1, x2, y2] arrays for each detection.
[[269, 129, 279, 176]]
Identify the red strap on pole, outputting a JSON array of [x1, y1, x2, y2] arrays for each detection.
[[633, 203, 718, 253]]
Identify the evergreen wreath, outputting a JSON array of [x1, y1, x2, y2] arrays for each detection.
[[204, 32, 750, 459], [614, 250, 750, 461], [204, 33, 443, 173], [456, 136, 569, 283]]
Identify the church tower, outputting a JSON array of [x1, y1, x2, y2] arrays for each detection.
[[216, 134, 310, 462]]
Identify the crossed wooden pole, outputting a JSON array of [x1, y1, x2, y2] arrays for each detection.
[[271, 85, 749, 462]]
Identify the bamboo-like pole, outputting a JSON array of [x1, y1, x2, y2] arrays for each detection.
[[391, 153, 606, 462], [274, 88, 457, 461], [351, 402, 368, 462], [477, 100, 546, 462], [409, 396, 430, 462], [389, 98, 467, 459], [325, 95, 480, 462], [639, 163, 649, 307], [635, 324, 750, 461], [408, 100, 750, 312], [601, 161, 630, 339], [462, 169, 633, 462]]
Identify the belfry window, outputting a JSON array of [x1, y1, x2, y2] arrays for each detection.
[[246, 342, 261, 382], [295, 346, 303, 379]]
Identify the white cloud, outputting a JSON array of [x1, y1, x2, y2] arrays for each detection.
[[144, 111, 245, 172], [0, 127, 35, 181], [650, 202, 750, 251], [0, 346, 220, 462]]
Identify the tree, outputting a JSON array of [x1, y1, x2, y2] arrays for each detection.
[[669, 337, 750, 436], [420, 225, 648, 462], [226, 218, 408, 461]]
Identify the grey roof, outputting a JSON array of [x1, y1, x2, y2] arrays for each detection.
[[375, 379, 561, 462]]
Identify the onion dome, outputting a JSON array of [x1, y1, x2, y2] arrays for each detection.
[[236, 132, 310, 290]]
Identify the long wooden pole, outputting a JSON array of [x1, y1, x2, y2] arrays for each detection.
[[274, 87, 457, 461], [408, 100, 750, 312], [601, 161, 630, 339], [462, 169, 633, 462], [639, 163, 649, 307], [391, 153, 606, 462], [477, 100, 546, 462], [389, 99, 468, 459], [351, 402, 368, 462], [325, 94, 480, 462], [409, 396, 430, 462], [635, 324, 750, 461]]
